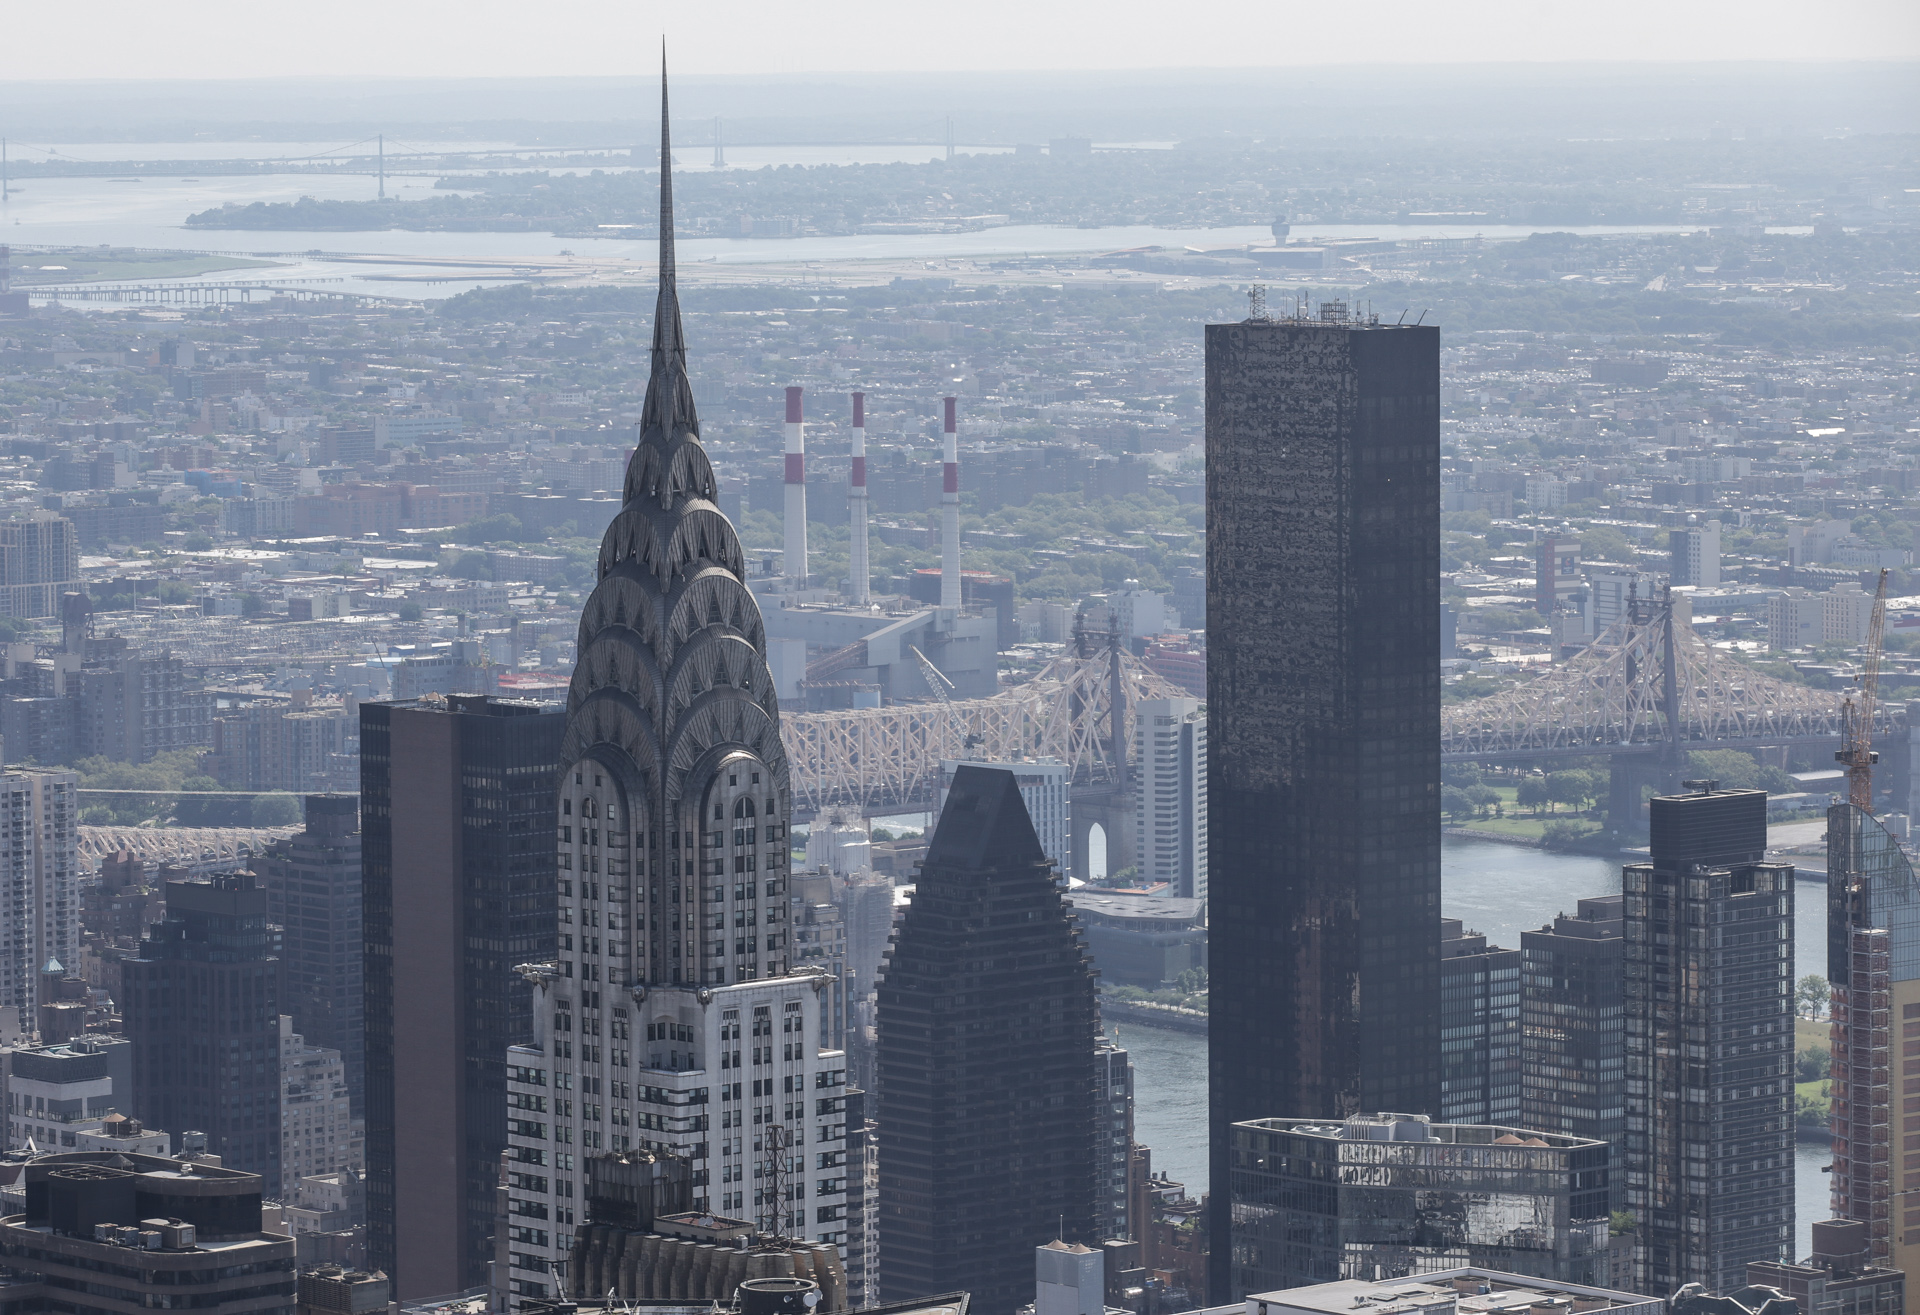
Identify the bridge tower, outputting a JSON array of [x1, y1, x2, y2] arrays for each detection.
[[1607, 586, 1686, 844]]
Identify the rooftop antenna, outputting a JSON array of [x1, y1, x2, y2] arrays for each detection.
[[762, 1122, 792, 1243], [1247, 284, 1267, 321], [1414, 309, 1428, 325], [1396, 309, 1407, 325]]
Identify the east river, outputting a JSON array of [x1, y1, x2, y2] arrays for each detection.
[[1122, 836, 1831, 1260]]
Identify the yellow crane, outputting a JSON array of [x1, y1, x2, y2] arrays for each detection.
[[1837, 567, 1892, 812]]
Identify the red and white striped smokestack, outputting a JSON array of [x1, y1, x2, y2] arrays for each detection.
[[940, 395, 960, 611], [849, 391, 870, 605], [784, 385, 807, 588]]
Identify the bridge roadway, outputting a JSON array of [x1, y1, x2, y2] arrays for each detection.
[[1442, 731, 1853, 765]]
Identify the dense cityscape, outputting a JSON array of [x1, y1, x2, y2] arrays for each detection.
[[0, 44, 1910, 1315]]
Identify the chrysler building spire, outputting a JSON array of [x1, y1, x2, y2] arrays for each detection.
[[563, 57, 792, 989]]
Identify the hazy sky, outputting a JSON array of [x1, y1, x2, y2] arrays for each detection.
[[9, 0, 1918, 79]]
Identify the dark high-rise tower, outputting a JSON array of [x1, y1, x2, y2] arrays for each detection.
[[361, 694, 563, 1299], [1624, 784, 1793, 1295], [1520, 894, 1625, 1209], [257, 793, 363, 1114], [123, 872, 282, 1192], [1203, 309, 1442, 1299], [877, 765, 1100, 1315]]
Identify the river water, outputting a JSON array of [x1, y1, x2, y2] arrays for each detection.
[[1122, 835, 1831, 1258], [0, 156, 1770, 304]]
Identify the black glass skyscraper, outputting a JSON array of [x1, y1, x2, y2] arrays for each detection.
[[361, 694, 563, 1299], [123, 872, 282, 1193], [1624, 784, 1793, 1295], [1520, 894, 1625, 1209], [1204, 309, 1441, 1300], [877, 765, 1100, 1315], [257, 793, 363, 1114]]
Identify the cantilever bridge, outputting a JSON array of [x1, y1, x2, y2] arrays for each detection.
[[1443, 595, 1889, 760], [781, 650, 1185, 817], [1441, 603, 1878, 761], [775, 596, 1889, 823]]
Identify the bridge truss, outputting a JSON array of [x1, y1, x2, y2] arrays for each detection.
[[781, 651, 1186, 815], [1442, 601, 1877, 759]]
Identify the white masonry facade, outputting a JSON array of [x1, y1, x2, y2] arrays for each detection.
[[0, 769, 78, 1019]]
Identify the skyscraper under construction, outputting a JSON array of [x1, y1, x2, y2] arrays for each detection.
[[876, 765, 1100, 1315], [1828, 801, 1920, 1277], [1203, 304, 1442, 1300]]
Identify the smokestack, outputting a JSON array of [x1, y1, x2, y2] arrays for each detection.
[[784, 385, 807, 589], [941, 395, 960, 610], [849, 391, 870, 605]]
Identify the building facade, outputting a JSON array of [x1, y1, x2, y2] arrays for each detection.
[[1439, 920, 1522, 1127], [256, 794, 364, 1114], [877, 765, 1101, 1315], [0, 769, 78, 1022], [0, 513, 81, 619], [1131, 698, 1206, 902], [1096, 1037, 1137, 1243], [1229, 1113, 1612, 1295], [122, 873, 282, 1194], [1205, 310, 1442, 1299], [1520, 895, 1626, 1209], [281, 1016, 359, 1186], [361, 694, 564, 1299], [1747, 1219, 1904, 1315], [1669, 519, 1722, 588], [0, 1151, 297, 1315], [4, 1037, 136, 1151], [497, 88, 854, 1307], [1624, 785, 1794, 1294]]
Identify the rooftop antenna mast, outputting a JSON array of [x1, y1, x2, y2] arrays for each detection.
[[761, 1122, 793, 1243]]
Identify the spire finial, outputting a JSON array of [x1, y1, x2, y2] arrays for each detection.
[[655, 44, 683, 357], [634, 45, 697, 461]]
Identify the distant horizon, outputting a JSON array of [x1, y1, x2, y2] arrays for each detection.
[[4, 56, 1919, 87], [2, 59, 1914, 145], [6, 0, 1917, 81]]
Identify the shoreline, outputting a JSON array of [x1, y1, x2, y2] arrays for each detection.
[[1102, 996, 1206, 1036]]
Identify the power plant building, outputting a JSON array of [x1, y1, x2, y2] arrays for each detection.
[[1204, 307, 1442, 1299]]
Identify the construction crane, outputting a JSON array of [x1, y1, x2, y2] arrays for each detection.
[[1837, 567, 1892, 812], [909, 645, 983, 755]]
